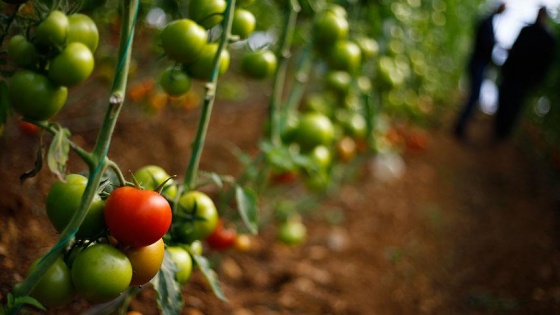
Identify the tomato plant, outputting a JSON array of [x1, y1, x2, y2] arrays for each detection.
[[46, 174, 106, 239], [312, 9, 348, 46], [327, 40, 362, 74], [6, 34, 39, 68], [293, 112, 335, 151], [104, 186, 172, 247], [71, 244, 132, 303], [133, 165, 178, 199], [185, 43, 230, 80], [28, 257, 74, 308], [172, 191, 218, 244], [123, 238, 165, 286]]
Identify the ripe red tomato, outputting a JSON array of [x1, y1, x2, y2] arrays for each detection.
[[18, 121, 40, 136], [48, 42, 95, 87], [205, 219, 236, 251], [28, 256, 74, 308], [123, 238, 165, 286], [104, 186, 172, 247], [71, 244, 132, 303], [231, 8, 256, 39], [160, 19, 207, 63], [8, 70, 68, 121], [241, 49, 277, 79]]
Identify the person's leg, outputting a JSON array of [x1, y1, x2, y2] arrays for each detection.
[[454, 60, 485, 138], [495, 79, 524, 140]]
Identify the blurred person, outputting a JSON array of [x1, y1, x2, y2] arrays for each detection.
[[494, 6, 557, 141], [453, 2, 506, 140]]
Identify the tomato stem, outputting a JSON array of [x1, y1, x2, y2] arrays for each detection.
[[184, 0, 237, 191]]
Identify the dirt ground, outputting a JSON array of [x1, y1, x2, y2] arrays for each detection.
[[2, 73, 560, 315]]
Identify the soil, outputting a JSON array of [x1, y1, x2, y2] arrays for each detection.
[[2, 73, 560, 315]]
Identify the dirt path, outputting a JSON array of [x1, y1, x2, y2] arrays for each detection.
[[2, 98, 560, 314]]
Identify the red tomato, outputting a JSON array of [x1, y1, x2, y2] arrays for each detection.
[[18, 121, 40, 136], [104, 186, 172, 247], [205, 219, 236, 251]]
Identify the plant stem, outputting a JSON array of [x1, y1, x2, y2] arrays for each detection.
[[268, 0, 301, 146], [184, 0, 236, 191], [12, 0, 139, 309]]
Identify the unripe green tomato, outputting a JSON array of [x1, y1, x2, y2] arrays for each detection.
[[328, 40, 362, 74], [71, 244, 132, 303], [48, 42, 95, 87], [231, 9, 256, 40], [312, 10, 348, 46], [173, 191, 218, 243], [277, 220, 307, 246], [294, 112, 335, 151], [46, 174, 106, 239], [167, 246, 193, 284], [67, 13, 99, 52], [309, 145, 332, 170], [7, 34, 39, 68], [159, 68, 192, 97], [133, 165, 178, 200], [188, 0, 226, 29], [34, 10, 69, 49], [8, 70, 68, 121], [356, 36, 379, 60], [160, 19, 207, 63], [241, 50, 277, 79], [324, 70, 352, 96], [186, 43, 230, 81], [28, 257, 74, 308]]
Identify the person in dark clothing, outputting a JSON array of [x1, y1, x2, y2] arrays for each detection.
[[494, 6, 557, 140], [454, 3, 506, 139]]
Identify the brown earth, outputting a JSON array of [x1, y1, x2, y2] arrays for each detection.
[[2, 73, 560, 315]]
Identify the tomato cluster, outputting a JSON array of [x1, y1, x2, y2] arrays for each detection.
[[6, 10, 98, 121]]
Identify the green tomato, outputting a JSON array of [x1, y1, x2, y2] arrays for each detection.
[[356, 36, 379, 60], [324, 70, 352, 96], [173, 191, 218, 243], [34, 10, 68, 49], [67, 13, 99, 52], [185, 43, 230, 81], [231, 8, 256, 40], [6, 34, 39, 68], [277, 219, 307, 246], [71, 244, 132, 303], [294, 112, 335, 151], [188, 0, 226, 29], [241, 49, 277, 79], [309, 145, 332, 170], [160, 19, 207, 63], [328, 40, 362, 74], [166, 246, 193, 284], [312, 10, 348, 46], [46, 174, 106, 239], [8, 70, 68, 121], [28, 257, 74, 308], [48, 42, 95, 87], [133, 165, 178, 200], [159, 67, 192, 97]]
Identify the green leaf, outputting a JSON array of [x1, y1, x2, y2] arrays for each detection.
[[47, 124, 71, 181], [13, 296, 46, 311], [151, 252, 184, 315], [235, 185, 258, 234], [188, 250, 228, 302]]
